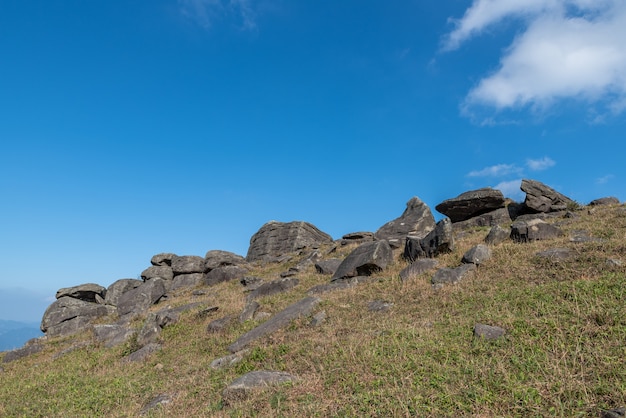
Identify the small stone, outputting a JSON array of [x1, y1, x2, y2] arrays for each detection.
[[222, 371, 298, 404], [140, 393, 173, 416], [310, 311, 327, 327], [368, 300, 393, 312], [473, 324, 506, 340]]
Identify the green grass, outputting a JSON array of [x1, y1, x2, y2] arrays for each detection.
[[1, 204, 625, 417]]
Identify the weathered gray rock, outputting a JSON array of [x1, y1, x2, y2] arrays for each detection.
[[521, 179, 575, 213], [569, 230, 605, 244], [41, 296, 115, 337], [307, 280, 356, 295], [105, 279, 143, 306], [246, 221, 333, 263], [368, 300, 393, 312], [150, 253, 176, 266], [136, 314, 162, 347], [222, 371, 298, 404], [247, 278, 299, 301], [2, 339, 44, 363], [228, 297, 320, 353], [435, 188, 505, 223], [473, 324, 506, 340], [93, 324, 134, 348], [601, 407, 626, 418], [607, 258, 623, 267], [240, 301, 260, 322], [399, 259, 439, 282], [315, 259, 343, 275], [122, 343, 162, 363], [207, 315, 236, 334], [331, 241, 393, 282], [171, 255, 206, 275], [510, 218, 564, 243], [452, 205, 520, 230], [374, 197, 436, 248], [431, 264, 476, 287], [403, 218, 454, 261], [141, 265, 174, 281], [484, 225, 510, 246], [117, 279, 166, 316], [589, 197, 620, 206], [55, 283, 106, 303], [240, 276, 264, 290], [205, 265, 248, 286], [536, 248, 573, 260], [340, 232, 375, 246], [204, 250, 247, 271], [210, 350, 249, 370], [170, 273, 205, 291], [462, 244, 492, 266], [310, 311, 327, 327], [140, 393, 173, 416]]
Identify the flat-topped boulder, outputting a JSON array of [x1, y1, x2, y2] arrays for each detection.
[[246, 221, 333, 263], [55, 283, 107, 303], [510, 218, 564, 242], [331, 241, 393, 281], [374, 197, 436, 247], [435, 188, 505, 223], [41, 297, 115, 337], [204, 250, 247, 271], [589, 197, 620, 206], [521, 179, 575, 213]]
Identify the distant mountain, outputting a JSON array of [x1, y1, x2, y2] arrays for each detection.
[[0, 320, 43, 351]]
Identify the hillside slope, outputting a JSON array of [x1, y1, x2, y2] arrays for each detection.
[[1, 204, 625, 417]]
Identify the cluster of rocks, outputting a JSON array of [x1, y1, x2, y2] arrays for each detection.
[[2, 179, 623, 413]]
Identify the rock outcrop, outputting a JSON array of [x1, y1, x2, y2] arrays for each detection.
[[374, 197, 436, 248], [331, 241, 393, 282], [435, 188, 505, 222], [520, 179, 575, 213], [403, 218, 454, 261]]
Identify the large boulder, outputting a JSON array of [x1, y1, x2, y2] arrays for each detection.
[[150, 253, 176, 266], [205, 250, 247, 271], [510, 218, 564, 243], [589, 197, 620, 206], [331, 241, 393, 282], [55, 283, 107, 303], [171, 255, 206, 275], [41, 297, 115, 337], [403, 218, 454, 261], [116, 278, 166, 316], [435, 188, 505, 223], [140, 265, 174, 281], [374, 197, 436, 247], [246, 221, 333, 263], [104, 279, 143, 306], [520, 179, 575, 213], [205, 265, 249, 286]]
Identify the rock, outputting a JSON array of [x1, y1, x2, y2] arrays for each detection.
[[2, 340, 44, 363], [374, 197, 436, 248], [435, 188, 505, 223], [520, 179, 575, 213], [141, 265, 174, 281], [240, 276, 264, 290], [240, 301, 260, 322], [340, 232, 375, 246], [222, 371, 298, 404], [150, 253, 176, 266], [140, 393, 173, 416], [170, 273, 205, 291], [403, 218, 454, 261], [510, 219, 564, 243], [536, 248, 573, 261], [607, 258, 623, 267], [93, 324, 134, 348], [473, 324, 506, 340], [399, 259, 439, 282], [122, 343, 162, 363], [116, 278, 166, 316], [589, 197, 620, 206], [246, 221, 333, 263], [602, 407, 626, 418], [279, 267, 299, 278], [171, 255, 206, 275], [205, 265, 248, 286], [569, 230, 604, 243], [368, 300, 393, 312], [307, 280, 356, 295], [331, 241, 393, 282], [137, 314, 163, 347], [246, 278, 299, 301], [105, 279, 143, 306], [484, 225, 510, 246], [227, 297, 320, 353], [452, 206, 519, 230], [431, 264, 476, 287], [41, 297, 115, 337], [204, 250, 247, 271], [315, 259, 343, 275], [310, 311, 327, 327], [210, 351, 249, 370], [195, 306, 219, 319], [462, 244, 492, 266], [55, 283, 107, 303], [207, 315, 236, 334]]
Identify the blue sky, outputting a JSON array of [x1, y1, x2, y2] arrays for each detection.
[[1, 0, 624, 322]]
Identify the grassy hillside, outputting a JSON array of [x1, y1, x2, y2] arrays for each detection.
[[1, 204, 625, 417]]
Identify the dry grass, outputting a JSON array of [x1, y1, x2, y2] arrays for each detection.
[[1, 205, 625, 417]]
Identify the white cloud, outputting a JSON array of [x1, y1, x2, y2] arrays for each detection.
[[526, 157, 556, 171], [179, 0, 258, 30], [467, 163, 521, 177], [596, 174, 614, 184], [493, 179, 523, 200], [445, 0, 626, 117]]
